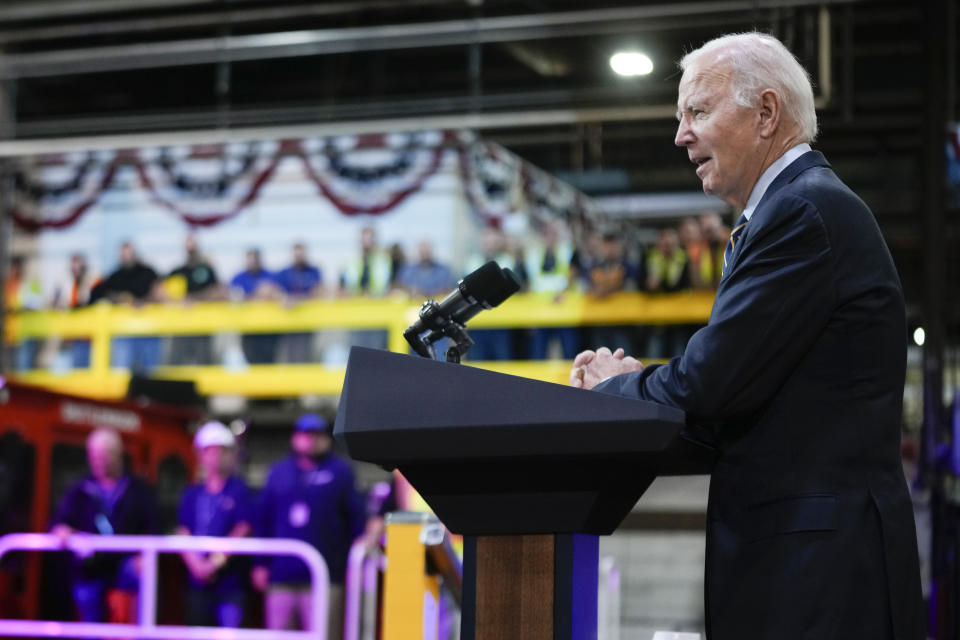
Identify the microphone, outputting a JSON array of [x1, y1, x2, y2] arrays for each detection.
[[404, 261, 521, 359]]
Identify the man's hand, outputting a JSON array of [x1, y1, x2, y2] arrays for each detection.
[[251, 566, 270, 592], [569, 346, 643, 390], [51, 524, 74, 544]]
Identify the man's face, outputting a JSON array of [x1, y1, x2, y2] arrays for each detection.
[[675, 62, 764, 208], [88, 441, 122, 482], [417, 241, 433, 264], [291, 430, 331, 457], [658, 229, 680, 254], [245, 251, 260, 272], [293, 244, 307, 266], [185, 235, 198, 256], [119, 243, 136, 267], [360, 228, 376, 252], [541, 222, 560, 248], [198, 445, 232, 477], [70, 255, 86, 277], [601, 237, 623, 261]]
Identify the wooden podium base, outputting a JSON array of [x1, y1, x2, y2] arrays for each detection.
[[461, 534, 599, 640]]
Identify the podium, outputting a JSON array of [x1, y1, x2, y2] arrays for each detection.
[[334, 347, 713, 640]]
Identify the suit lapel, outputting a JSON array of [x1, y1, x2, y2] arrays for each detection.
[[728, 151, 831, 269]]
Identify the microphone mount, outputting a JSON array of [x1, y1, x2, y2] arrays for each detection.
[[403, 261, 520, 364]]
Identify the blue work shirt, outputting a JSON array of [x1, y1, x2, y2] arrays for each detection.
[[255, 454, 365, 585], [51, 474, 158, 587], [397, 261, 455, 297], [230, 269, 278, 298], [178, 475, 255, 591], [275, 264, 323, 296]]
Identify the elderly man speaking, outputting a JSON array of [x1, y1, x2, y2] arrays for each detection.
[[571, 33, 924, 640]]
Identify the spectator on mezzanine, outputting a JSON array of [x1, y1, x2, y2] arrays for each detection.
[[276, 243, 324, 300], [645, 227, 692, 359], [678, 217, 714, 290], [525, 220, 579, 360], [230, 248, 282, 365], [52, 253, 99, 310], [645, 227, 690, 294], [699, 212, 729, 289], [48, 253, 100, 370], [396, 239, 455, 299], [90, 242, 162, 306], [584, 231, 639, 354], [168, 236, 224, 366], [463, 226, 526, 361], [90, 242, 163, 373], [339, 226, 392, 298], [168, 235, 224, 302], [338, 227, 392, 352], [387, 242, 407, 290], [587, 231, 638, 298], [275, 243, 324, 363], [4, 254, 44, 370]]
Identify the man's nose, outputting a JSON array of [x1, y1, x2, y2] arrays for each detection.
[[675, 119, 693, 147]]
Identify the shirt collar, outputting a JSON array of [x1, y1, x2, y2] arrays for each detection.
[[741, 143, 812, 220]]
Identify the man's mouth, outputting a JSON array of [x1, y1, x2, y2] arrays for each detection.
[[693, 157, 711, 176]]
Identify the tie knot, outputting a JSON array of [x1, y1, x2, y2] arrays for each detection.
[[722, 214, 750, 278]]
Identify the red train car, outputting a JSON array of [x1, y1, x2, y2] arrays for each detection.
[[0, 377, 199, 622]]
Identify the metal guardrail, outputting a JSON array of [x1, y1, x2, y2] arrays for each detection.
[[598, 555, 621, 640], [4, 291, 714, 399], [0, 532, 330, 640], [344, 540, 384, 640]]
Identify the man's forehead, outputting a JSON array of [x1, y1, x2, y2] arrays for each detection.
[[677, 66, 730, 106]]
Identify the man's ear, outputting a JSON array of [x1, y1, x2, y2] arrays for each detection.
[[757, 89, 781, 138]]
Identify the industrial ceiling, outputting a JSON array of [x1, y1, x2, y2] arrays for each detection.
[[0, 0, 955, 320]]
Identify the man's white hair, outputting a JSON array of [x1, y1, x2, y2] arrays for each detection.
[[680, 32, 818, 142]]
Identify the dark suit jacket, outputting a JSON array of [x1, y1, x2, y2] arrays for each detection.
[[595, 151, 924, 640]]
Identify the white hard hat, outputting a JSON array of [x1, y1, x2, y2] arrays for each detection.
[[194, 421, 236, 449]]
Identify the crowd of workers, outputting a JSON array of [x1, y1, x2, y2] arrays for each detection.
[[4, 212, 729, 369], [51, 416, 379, 639]]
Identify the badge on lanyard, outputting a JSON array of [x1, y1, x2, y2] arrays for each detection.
[[94, 513, 114, 535], [289, 501, 310, 528]]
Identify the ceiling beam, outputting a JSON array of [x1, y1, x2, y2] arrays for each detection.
[[0, 0, 860, 78], [0, 0, 455, 45], [0, 0, 219, 22], [0, 103, 679, 157]]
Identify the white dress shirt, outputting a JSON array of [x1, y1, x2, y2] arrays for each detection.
[[741, 143, 812, 220]]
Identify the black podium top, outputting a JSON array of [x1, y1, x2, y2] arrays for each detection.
[[335, 348, 711, 535]]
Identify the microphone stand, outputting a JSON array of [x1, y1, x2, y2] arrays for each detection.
[[403, 300, 474, 364]]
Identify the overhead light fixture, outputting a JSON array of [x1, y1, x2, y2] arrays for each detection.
[[913, 327, 926, 347], [610, 51, 653, 77]]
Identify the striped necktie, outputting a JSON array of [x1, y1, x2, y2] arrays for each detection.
[[722, 213, 749, 277]]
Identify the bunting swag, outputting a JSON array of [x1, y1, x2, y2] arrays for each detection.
[[457, 137, 524, 227], [10, 133, 452, 232], [12, 152, 119, 232], [457, 136, 596, 229], [135, 142, 282, 227], [298, 130, 450, 216]]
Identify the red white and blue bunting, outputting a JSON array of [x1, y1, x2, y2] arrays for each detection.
[[457, 132, 597, 231], [10, 129, 595, 232]]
